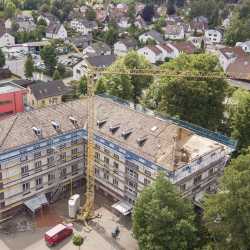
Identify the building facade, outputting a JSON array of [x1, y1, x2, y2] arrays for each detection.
[[0, 97, 236, 219], [0, 82, 26, 118]]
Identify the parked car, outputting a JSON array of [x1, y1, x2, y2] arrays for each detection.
[[44, 223, 73, 247]]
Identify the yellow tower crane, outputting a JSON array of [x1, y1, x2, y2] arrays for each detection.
[[77, 66, 227, 222]]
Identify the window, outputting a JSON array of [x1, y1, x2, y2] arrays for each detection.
[[144, 178, 151, 186], [22, 182, 30, 194], [114, 154, 119, 160], [71, 139, 78, 145], [95, 144, 100, 150], [59, 143, 66, 150], [95, 152, 100, 160], [71, 164, 78, 175], [194, 174, 202, 185], [35, 161, 42, 172], [47, 148, 54, 155], [113, 162, 119, 173], [21, 165, 29, 177], [104, 170, 109, 181], [20, 154, 28, 162], [60, 152, 66, 162], [127, 168, 138, 179], [60, 168, 67, 179], [128, 180, 137, 189], [104, 156, 109, 165], [144, 169, 151, 177], [47, 156, 54, 166], [95, 168, 100, 177], [48, 172, 55, 184], [180, 183, 186, 192], [71, 148, 78, 159], [113, 178, 118, 187], [35, 177, 43, 190], [208, 168, 214, 176], [34, 151, 41, 159], [104, 148, 110, 155]]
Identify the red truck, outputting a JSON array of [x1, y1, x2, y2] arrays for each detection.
[[44, 223, 73, 247]]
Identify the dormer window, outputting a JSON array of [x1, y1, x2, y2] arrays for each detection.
[[109, 123, 120, 133], [121, 128, 133, 139], [137, 136, 147, 146], [97, 119, 107, 128]]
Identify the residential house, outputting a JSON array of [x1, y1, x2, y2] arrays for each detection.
[[226, 56, 250, 81], [68, 34, 92, 49], [167, 41, 197, 57], [190, 16, 208, 34], [236, 41, 250, 53], [139, 30, 164, 44], [138, 43, 175, 63], [205, 30, 222, 44], [73, 54, 116, 80], [37, 13, 59, 26], [218, 46, 245, 71], [83, 42, 111, 57], [0, 22, 15, 47], [5, 14, 36, 32], [187, 36, 204, 49], [46, 23, 67, 40], [164, 24, 185, 40], [117, 17, 131, 29], [138, 46, 163, 64], [134, 15, 147, 29], [70, 19, 98, 35], [26, 80, 70, 108], [114, 38, 137, 56]]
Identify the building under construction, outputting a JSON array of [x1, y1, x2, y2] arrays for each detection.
[[0, 95, 237, 219]]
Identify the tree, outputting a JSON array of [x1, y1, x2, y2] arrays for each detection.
[[104, 27, 118, 46], [4, 0, 16, 18], [203, 150, 250, 250], [176, 0, 185, 7], [24, 55, 34, 79], [95, 79, 106, 94], [85, 7, 96, 21], [224, 0, 250, 45], [79, 76, 87, 95], [52, 69, 61, 80], [228, 89, 250, 150], [72, 234, 84, 250], [97, 51, 153, 104], [142, 54, 227, 131], [133, 174, 197, 250], [41, 45, 57, 76], [128, 2, 136, 23], [0, 48, 6, 68], [167, 0, 176, 15], [142, 5, 154, 23]]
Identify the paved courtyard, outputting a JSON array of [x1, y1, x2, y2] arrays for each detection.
[[0, 191, 138, 250]]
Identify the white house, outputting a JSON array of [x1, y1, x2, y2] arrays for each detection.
[[70, 19, 98, 35], [205, 30, 222, 44], [218, 47, 245, 71], [0, 30, 15, 48], [46, 23, 67, 40], [4, 19, 12, 30], [73, 55, 116, 80], [187, 36, 204, 49], [114, 38, 137, 56], [37, 13, 59, 26], [164, 24, 185, 40], [139, 30, 164, 44], [236, 41, 250, 53], [83, 42, 111, 57], [117, 17, 131, 29], [138, 46, 163, 64]]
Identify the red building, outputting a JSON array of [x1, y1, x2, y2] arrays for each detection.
[[0, 82, 27, 118]]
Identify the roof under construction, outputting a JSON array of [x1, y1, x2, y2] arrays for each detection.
[[0, 96, 229, 171]]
